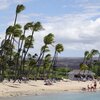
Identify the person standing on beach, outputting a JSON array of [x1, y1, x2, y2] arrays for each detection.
[[87, 85, 91, 92], [94, 81, 97, 90]]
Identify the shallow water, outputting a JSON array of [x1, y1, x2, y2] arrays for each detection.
[[1, 91, 100, 100]]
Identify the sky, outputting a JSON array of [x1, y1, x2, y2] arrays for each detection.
[[0, 0, 100, 57]]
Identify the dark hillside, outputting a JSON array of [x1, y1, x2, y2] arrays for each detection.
[[56, 57, 83, 69]]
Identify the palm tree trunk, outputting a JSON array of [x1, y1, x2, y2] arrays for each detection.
[[10, 13, 18, 60], [47, 50, 56, 79], [35, 44, 47, 80], [14, 38, 21, 82], [20, 30, 26, 51], [22, 30, 34, 75], [17, 30, 26, 78], [14, 13, 17, 25]]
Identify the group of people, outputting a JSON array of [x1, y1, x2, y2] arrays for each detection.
[[87, 81, 97, 92]]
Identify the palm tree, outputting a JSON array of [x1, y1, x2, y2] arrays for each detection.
[[10, 5, 25, 60], [22, 22, 43, 61], [27, 53, 38, 78], [43, 54, 51, 80], [80, 63, 88, 73], [83, 51, 89, 64], [37, 33, 54, 65], [47, 44, 64, 79], [9, 5, 26, 81], [35, 33, 54, 80], [89, 49, 99, 65], [21, 22, 43, 74], [84, 49, 99, 71], [53, 44, 64, 69], [0, 4, 65, 81], [10, 4, 25, 43], [14, 4, 25, 25], [20, 22, 33, 52], [9, 24, 22, 60], [17, 22, 33, 76]]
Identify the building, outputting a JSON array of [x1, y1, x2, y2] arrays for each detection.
[[68, 70, 95, 81]]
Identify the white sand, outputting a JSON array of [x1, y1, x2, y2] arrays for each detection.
[[0, 80, 100, 97]]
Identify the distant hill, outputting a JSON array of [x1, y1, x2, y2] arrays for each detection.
[[56, 57, 83, 69]]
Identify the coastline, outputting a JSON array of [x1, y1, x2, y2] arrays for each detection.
[[0, 80, 100, 97]]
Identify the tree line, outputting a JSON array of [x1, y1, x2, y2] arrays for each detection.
[[0, 4, 65, 82], [80, 49, 100, 77]]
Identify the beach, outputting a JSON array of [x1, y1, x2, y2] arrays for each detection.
[[0, 80, 100, 97]]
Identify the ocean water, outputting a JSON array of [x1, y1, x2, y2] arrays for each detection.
[[1, 91, 100, 100]]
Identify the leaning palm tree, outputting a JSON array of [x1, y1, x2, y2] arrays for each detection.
[[10, 4, 25, 43], [83, 51, 89, 64], [43, 54, 51, 80], [21, 22, 43, 74], [9, 24, 22, 60], [85, 49, 99, 71], [35, 33, 54, 80], [90, 49, 99, 65], [14, 4, 25, 25], [47, 44, 64, 79], [22, 22, 43, 61], [10, 5, 25, 61], [37, 33, 54, 66], [53, 44, 64, 69], [17, 22, 33, 73]]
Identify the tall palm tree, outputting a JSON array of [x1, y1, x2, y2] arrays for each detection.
[[14, 4, 25, 25], [10, 4, 25, 43], [10, 5, 25, 61], [47, 44, 64, 79], [22, 22, 43, 62], [36, 33, 54, 65], [22, 22, 43, 75], [53, 44, 64, 69], [17, 22, 33, 64], [83, 51, 89, 64], [84, 49, 99, 71], [35, 33, 54, 80], [90, 49, 99, 65], [19, 22, 33, 50], [43, 54, 51, 80]]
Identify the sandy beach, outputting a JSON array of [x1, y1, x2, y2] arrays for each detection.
[[0, 80, 100, 97]]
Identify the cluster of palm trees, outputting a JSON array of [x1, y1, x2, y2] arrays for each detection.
[[0, 4, 64, 82], [80, 49, 100, 73]]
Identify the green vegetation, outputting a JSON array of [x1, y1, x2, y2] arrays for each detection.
[[0, 4, 66, 82], [80, 49, 100, 77]]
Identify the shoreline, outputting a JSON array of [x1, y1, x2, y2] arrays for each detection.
[[0, 80, 100, 98]]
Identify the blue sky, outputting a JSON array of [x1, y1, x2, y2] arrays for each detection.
[[0, 0, 100, 57]]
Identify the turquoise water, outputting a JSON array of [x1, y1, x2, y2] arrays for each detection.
[[1, 92, 100, 100]]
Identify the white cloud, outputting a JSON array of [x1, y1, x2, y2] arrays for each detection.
[[39, 14, 100, 52], [63, 0, 100, 14], [1, 0, 100, 57], [2, 10, 100, 56]]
